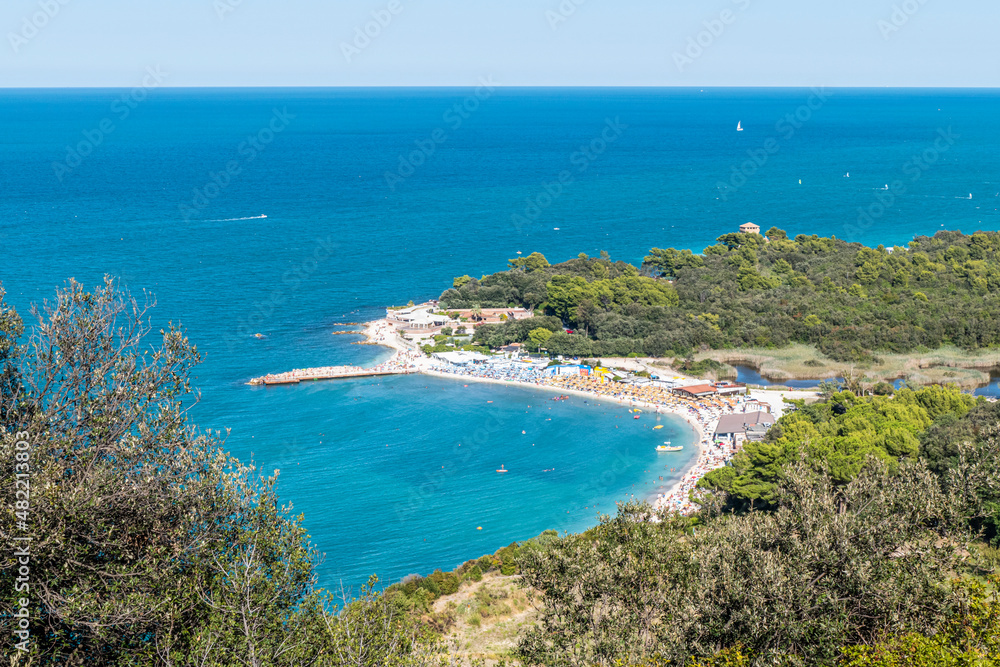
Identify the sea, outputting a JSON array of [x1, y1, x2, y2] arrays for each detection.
[[1, 87, 998, 591]]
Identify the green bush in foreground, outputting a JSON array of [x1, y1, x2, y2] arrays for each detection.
[[517, 436, 1000, 666], [0, 280, 428, 666], [841, 577, 1000, 666]]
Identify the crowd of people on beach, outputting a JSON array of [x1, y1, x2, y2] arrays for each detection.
[[429, 361, 548, 385]]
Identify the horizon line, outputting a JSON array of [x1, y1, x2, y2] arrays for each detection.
[[3, 84, 1000, 90]]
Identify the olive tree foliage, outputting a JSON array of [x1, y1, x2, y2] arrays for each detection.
[[517, 442, 1000, 667], [0, 279, 429, 666]]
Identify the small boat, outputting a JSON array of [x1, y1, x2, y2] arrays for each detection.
[[653, 425, 664, 430], [736, 121, 743, 132], [497, 465, 508, 473], [253, 333, 265, 339], [657, 445, 684, 452]]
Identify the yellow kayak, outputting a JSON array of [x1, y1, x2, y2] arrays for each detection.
[[653, 425, 664, 430]]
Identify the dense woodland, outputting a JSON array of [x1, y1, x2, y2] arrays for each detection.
[[441, 229, 1000, 362], [6, 278, 1000, 665]]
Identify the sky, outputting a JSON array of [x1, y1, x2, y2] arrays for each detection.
[[1, 0, 998, 87]]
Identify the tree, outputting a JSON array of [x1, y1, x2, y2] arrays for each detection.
[[643, 248, 704, 278], [509, 252, 550, 272], [528, 327, 553, 351], [715, 232, 766, 251], [452, 275, 474, 289]]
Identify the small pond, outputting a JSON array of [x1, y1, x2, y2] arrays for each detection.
[[974, 373, 1000, 398]]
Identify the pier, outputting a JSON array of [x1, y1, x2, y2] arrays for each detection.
[[248, 366, 415, 386]]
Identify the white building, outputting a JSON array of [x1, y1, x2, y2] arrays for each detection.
[[387, 304, 452, 333], [431, 351, 490, 365]]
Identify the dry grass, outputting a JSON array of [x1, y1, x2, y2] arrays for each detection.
[[695, 344, 1000, 390], [431, 573, 538, 666]]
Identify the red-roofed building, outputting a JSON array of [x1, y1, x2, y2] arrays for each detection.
[[673, 384, 718, 399]]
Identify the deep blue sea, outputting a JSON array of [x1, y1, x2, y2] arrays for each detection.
[[1, 88, 998, 590]]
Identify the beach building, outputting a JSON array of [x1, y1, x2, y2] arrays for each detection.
[[714, 381, 746, 396], [593, 367, 615, 383], [674, 384, 718, 399], [714, 412, 776, 444], [431, 351, 490, 365], [496, 343, 524, 358], [387, 304, 452, 333], [740, 222, 761, 235], [651, 377, 693, 390], [545, 364, 592, 377]]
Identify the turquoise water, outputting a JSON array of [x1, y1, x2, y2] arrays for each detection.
[[253, 375, 691, 584], [1, 87, 997, 589]]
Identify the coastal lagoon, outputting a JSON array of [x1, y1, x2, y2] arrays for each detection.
[[733, 365, 846, 390], [2, 88, 998, 589]]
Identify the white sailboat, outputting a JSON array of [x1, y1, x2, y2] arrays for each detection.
[[736, 121, 743, 132]]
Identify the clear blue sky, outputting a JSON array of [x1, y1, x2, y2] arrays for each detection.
[[2, 0, 997, 87]]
